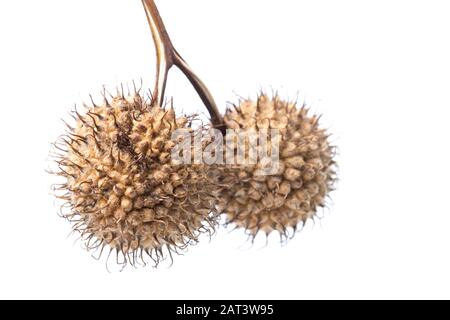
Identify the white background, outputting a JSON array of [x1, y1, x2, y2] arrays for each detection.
[[0, 0, 449, 300]]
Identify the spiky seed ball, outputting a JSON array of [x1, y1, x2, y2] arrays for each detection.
[[52, 91, 220, 267], [218, 94, 336, 239]]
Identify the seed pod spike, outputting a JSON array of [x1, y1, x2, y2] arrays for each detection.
[[142, 0, 225, 134]]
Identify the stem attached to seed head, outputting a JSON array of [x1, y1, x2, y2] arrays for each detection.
[[142, 0, 226, 135]]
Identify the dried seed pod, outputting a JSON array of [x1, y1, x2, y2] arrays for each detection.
[[218, 93, 336, 240], [51, 91, 220, 268]]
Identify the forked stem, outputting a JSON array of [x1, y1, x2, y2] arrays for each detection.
[[142, 0, 226, 134]]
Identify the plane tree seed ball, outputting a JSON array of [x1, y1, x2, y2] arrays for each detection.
[[218, 94, 336, 239], [52, 92, 221, 267]]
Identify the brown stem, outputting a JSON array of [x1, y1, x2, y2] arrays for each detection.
[[141, 0, 226, 135]]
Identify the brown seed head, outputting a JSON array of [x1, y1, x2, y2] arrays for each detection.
[[219, 93, 336, 240], [52, 91, 220, 267]]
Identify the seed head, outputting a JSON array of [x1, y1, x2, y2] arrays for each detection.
[[218, 93, 337, 240], [51, 91, 220, 267]]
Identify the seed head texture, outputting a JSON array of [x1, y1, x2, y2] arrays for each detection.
[[218, 94, 336, 238], [52, 92, 220, 266]]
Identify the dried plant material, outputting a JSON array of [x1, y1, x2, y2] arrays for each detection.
[[218, 93, 337, 240], [51, 90, 220, 268]]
